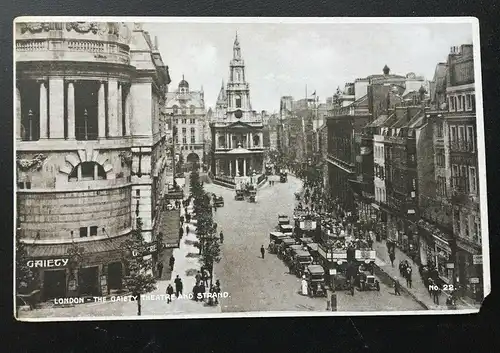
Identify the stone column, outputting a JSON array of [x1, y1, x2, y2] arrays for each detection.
[[259, 132, 263, 147], [229, 159, 233, 177], [39, 80, 48, 139], [98, 81, 106, 138], [49, 77, 64, 139], [243, 158, 247, 176], [117, 82, 123, 136], [125, 86, 132, 136], [215, 160, 219, 175], [229, 133, 232, 149], [67, 81, 75, 139], [16, 84, 21, 140], [235, 158, 239, 176], [108, 79, 119, 137]]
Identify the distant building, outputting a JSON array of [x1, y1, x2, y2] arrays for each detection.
[[165, 76, 207, 172], [210, 34, 265, 187]]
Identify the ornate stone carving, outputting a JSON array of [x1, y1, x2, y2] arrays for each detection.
[[119, 151, 133, 165], [17, 153, 47, 171], [65, 22, 101, 34], [20, 22, 51, 34]]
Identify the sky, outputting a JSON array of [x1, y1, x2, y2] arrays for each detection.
[[144, 21, 474, 113]]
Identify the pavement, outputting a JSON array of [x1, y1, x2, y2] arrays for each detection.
[[205, 175, 423, 312], [372, 240, 479, 311]]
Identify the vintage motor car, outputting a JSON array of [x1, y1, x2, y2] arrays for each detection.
[[249, 190, 257, 203], [278, 237, 297, 259], [268, 231, 286, 254], [280, 171, 288, 183], [214, 195, 224, 207], [279, 224, 294, 236], [292, 249, 312, 277], [235, 189, 244, 201], [286, 244, 304, 265], [356, 270, 380, 291], [305, 265, 327, 297], [278, 214, 290, 225]]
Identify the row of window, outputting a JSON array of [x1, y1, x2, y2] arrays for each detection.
[[78, 225, 99, 238], [454, 210, 481, 245], [448, 93, 475, 112], [68, 162, 107, 182], [374, 145, 384, 159], [437, 176, 447, 197], [176, 134, 196, 144], [172, 106, 196, 115], [449, 125, 475, 152], [451, 164, 477, 195], [174, 118, 197, 125]]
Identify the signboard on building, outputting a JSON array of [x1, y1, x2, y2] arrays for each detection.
[[330, 251, 348, 260], [446, 263, 455, 269], [355, 250, 376, 261], [329, 269, 337, 275], [132, 243, 158, 257], [300, 220, 317, 230], [469, 277, 480, 284], [473, 255, 482, 265], [27, 258, 69, 268]]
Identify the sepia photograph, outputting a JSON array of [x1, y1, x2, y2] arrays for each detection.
[[13, 17, 490, 321]]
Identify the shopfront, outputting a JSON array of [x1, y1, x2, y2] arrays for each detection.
[[434, 237, 454, 285], [26, 235, 129, 301], [456, 239, 483, 302]]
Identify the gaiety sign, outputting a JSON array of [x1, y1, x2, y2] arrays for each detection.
[[27, 258, 69, 268]]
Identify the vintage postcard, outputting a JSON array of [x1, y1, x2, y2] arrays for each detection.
[[14, 17, 489, 321]]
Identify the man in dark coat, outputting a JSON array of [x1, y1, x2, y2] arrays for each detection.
[[394, 278, 401, 295], [389, 251, 395, 267], [156, 261, 164, 279], [169, 255, 175, 271], [406, 266, 412, 288], [179, 226, 183, 240], [174, 275, 183, 297], [260, 245, 265, 259], [219, 230, 224, 244], [166, 283, 174, 303]]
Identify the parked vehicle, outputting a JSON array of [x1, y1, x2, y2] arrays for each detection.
[[305, 265, 327, 297], [292, 249, 313, 277], [278, 237, 297, 260], [268, 231, 286, 254], [278, 214, 290, 225], [249, 190, 257, 203], [279, 224, 294, 236], [280, 170, 287, 183]]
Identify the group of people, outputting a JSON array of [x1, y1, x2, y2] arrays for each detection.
[[192, 269, 222, 305], [164, 275, 184, 303], [399, 260, 413, 288]]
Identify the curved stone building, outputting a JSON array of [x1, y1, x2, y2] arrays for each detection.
[[15, 22, 171, 300]]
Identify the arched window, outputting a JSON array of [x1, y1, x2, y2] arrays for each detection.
[[190, 105, 196, 114], [172, 105, 178, 114], [253, 134, 260, 147], [68, 162, 107, 181], [235, 95, 242, 108]]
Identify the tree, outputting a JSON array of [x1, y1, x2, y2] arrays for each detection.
[[67, 241, 85, 295], [121, 218, 157, 316], [16, 234, 38, 294], [200, 232, 221, 286]]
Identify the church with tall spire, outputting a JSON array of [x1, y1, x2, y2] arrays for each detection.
[[210, 33, 265, 188]]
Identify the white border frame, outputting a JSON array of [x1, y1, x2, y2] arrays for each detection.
[[13, 16, 489, 321]]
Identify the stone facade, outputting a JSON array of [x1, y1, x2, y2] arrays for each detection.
[[210, 34, 265, 187], [165, 77, 207, 172], [15, 21, 171, 300]]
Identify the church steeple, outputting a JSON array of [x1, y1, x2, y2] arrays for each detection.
[[216, 79, 226, 107], [233, 32, 241, 60]]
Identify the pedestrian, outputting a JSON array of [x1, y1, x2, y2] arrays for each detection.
[[219, 230, 224, 244], [186, 225, 190, 235], [169, 255, 175, 271], [260, 245, 265, 259], [199, 280, 206, 295], [406, 267, 412, 288], [174, 275, 183, 297], [195, 270, 202, 285], [178, 226, 183, 240], [389, 251, 395, 267], [202, 268, 210, 287], [166, 283, 174, 303], [434, 287, 441, 304], [394, 278, 401, 296], [193, 283, 199, 301], [156, 261, 164, 279]]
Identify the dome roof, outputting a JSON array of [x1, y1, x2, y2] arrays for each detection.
[[179, 75, 189, 88]]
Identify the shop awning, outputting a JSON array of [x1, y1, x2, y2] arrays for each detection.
[[26, 235, 131, 258]]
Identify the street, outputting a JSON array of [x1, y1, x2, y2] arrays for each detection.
[[205, 176, 423, 312]]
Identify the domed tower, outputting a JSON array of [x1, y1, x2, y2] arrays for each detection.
[[178, 75, 189, 94]]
